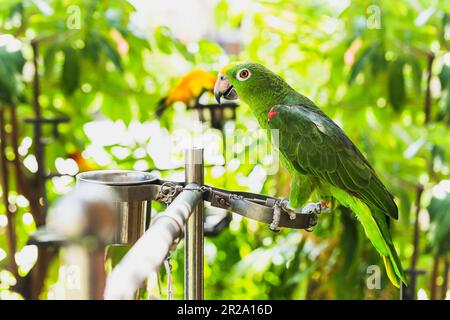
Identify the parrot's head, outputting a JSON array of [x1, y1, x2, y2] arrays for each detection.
[[214, 62, 292, 108]]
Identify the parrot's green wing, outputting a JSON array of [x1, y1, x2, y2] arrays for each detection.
[[269, 104, 398, 220], [268, 104, 406, 286]]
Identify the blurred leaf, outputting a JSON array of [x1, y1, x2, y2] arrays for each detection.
[[348, 42, 377, 84], [409, 56, 422, 96], [173, 39, 194, 62], [427, 180, 450, 256], [388, 59, 406, 111], [107, 245, 130, 267], [98, 35, 123, 72], [83, 32, 102, 63], [61, 46, 80, 95], [339, 208, 358, 273], [437, 65, 450, 123], [0, 46, 25, 104], [214, 0, 229, 27], [439, 64, 450, 88], [8, 2, 23, 19], [154, 26, 194, 62], [197, 39, 224, 64], [154, 26, 173, 54], [44, 43, 60, 77]]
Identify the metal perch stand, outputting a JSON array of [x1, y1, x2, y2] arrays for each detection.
[[32, 147, 322, 300], [104, 183, 203, 299]]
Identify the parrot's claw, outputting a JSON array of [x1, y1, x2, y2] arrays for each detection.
[[270, 199, 303, 232], [288, 212, 297, 220], [280, 200, 298, 220], [269, 203, 282, 232]]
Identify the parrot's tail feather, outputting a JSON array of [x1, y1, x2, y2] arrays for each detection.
[[329, 186, 406, 287], [372, 209, 408, 286], [383, 256, 400, 288], [369, 177, 399, 220]]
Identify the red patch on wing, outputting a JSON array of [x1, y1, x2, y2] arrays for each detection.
[[268, 106, 278, 120]]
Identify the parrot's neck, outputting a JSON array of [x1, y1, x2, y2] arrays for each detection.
[[245, 86, 299, 128], [236, 73, 316, 128]]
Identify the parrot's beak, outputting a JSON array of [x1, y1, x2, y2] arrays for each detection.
[[214, 73, 238, 104]]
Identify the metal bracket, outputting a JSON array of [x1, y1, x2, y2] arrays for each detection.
[[155, 182, 183, 205], [201, 186, 320, 230], [210, 190, 232, 209]]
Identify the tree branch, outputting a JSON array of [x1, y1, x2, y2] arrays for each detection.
[[408, 185, 424, 299], [424, 53, 435, 125], [430, 255, 440, 300], [0, 108, 18, 277], [9, 105, 44, 225], [442, 257, 449, 300]]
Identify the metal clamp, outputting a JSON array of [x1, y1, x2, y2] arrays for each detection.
[[155, 182, 183, 205]]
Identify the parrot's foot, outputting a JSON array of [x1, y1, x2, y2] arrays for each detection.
[[269, 199, 330, 232], [282, 199, 330, 217]]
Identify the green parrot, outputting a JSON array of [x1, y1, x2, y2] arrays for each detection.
[[214, 62, 406, 287]]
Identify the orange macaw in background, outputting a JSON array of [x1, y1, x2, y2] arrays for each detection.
[[156, 69, 217, 117]]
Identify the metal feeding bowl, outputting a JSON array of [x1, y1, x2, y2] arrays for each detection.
[[76, 170, 158, 245]]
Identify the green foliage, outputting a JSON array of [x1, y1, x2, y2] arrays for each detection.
[[0, 0, 449, 300], [61, 45, 80, 95], [438, 65, 450, 124], [427, 181, 450, 256], [388, 58, 406, 111], [0, 46, 25, 104]]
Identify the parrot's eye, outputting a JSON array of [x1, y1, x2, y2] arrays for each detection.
[[237, 68, 251, 81]]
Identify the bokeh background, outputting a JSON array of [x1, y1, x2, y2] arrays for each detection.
[[0, 0, 449, 300]]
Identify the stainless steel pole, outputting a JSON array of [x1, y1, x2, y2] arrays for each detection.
[[184, 147, 204, 300]]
